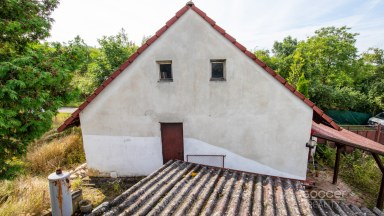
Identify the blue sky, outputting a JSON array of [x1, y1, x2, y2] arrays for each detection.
[[47, 0, 384, 53]]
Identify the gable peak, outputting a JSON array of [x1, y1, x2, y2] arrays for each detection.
[[186, 1, 194, 7]]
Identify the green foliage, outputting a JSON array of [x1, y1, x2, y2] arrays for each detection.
[[94, 29, 138, 85], [0, 0, 90, 177], [287, 51, 305, 86], [256, 26, 383, 114], [361, 48, 384, 114], [0, 42, 80, 176], [0, 0, 59, 52], [296, 72, 309, 97], [64, 36, 98, 102], [272, 36, 298, 78]]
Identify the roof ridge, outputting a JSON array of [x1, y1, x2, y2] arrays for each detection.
[[58, 4, 340, 132]]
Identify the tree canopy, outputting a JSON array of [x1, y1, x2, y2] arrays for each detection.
[[0, 0, 72, 175], [255, 26, 383, 114]]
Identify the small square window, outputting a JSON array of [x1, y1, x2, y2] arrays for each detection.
[[210, 59, 226, 81], [158, 61, 173, 81]]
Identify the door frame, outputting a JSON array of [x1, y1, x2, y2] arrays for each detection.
[[160, 122, 184, 164]]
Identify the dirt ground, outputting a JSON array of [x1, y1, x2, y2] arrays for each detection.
[[306, 165, 366, 207]]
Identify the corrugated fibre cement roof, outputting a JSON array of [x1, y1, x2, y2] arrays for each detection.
[[89, 160, 313, 216]]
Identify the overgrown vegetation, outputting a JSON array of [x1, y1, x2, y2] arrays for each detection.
[[0, 125, 85, 215], [0, 176, 50, 215], [255, 27, 384, 115], [316, 144, 382, 207], [26, 128, 85, 175], [0, 0, 138, 174]]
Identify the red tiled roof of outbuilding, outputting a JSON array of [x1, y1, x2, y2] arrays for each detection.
[[312, 121, 384, 155]]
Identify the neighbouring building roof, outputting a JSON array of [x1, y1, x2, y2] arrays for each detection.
[[312, 121, 384, 155], [57, 2, 340, 132], [89, 160, 384, 216]]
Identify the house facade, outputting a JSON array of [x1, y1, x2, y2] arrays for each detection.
[[59, 3, 338, 180]]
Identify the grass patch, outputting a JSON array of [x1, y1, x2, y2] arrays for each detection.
[[0, 176, 50, 216], [316, 144, 381, 207], [26, 128, 85, 176], [76, 177, 144, 207], [52, 112, 71, 129]]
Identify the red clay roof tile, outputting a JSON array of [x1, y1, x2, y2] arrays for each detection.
[[86, 94, 96, 102], [166, 16, 178, 27], [224, 34, 236, 43], [213, 25, 226, 35], [119, 61, 130, 70], [191, 5, 206, 17], [244, 51, 256, 60], [137, 43, 149, 54], [321, 113, 333, 123], [156, 26, 168, 37], [313, 106, 324, 116], [294, 90, 305, 100], [203, 15, 216, 26], [102, 77, 113, 86], [254, 58, 266, 67], [284, 83, 295, 92], [234, 42, 247, 52], [128, 52, 139, 63], [79, 102, 88, 111], [176, 6, 189, 18]]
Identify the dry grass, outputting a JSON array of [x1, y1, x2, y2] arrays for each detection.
[[52, 112, 71, 129], [0, 176, 50, 216], [26, 128, 85, 176], [0, 112, 86, 215]]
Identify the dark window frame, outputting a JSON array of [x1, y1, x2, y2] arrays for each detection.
[[210, 59, 226, 81], [157, 60, 173, 82]]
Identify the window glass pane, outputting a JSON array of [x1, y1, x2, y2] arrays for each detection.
[[160, 63, 172, 79], [212, 62, 224, 78]]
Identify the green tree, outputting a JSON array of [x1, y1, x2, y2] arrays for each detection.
[[95, 29, 138, 85], [290, 26, 374, 112], [361, 48, 384, 113], [287, 51, 305, 87], [0, 42, 81, 176], [272, 36, 298, 78], [0, 0, 59, 53], [0, 0, 85, 177], [254, 49, 278, 70], [64, 36, 99, 103], [296, 72, 309, 98], [297, 26, 358, 87]]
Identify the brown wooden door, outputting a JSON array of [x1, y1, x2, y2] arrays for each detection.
[[161, 123, 184, 164]]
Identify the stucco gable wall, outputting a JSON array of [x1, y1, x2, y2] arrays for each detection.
[[80, 10, 312, 178]]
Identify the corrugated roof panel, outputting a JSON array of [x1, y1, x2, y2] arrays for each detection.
[[90, 160, 384, 215], [89, 160, 313, 215]]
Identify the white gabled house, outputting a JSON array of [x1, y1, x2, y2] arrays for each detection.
[[59, 2, 340, 180]]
